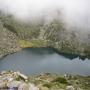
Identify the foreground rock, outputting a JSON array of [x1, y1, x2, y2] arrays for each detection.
[[0, 71, 39, 90], [0, 71, 90, 90]]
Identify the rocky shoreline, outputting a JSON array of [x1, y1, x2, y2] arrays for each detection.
[[0, 71, 90, 90]]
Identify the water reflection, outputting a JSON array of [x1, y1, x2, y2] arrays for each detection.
[[0, 48, 90, 76]]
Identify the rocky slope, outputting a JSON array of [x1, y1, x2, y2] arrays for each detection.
[[0, 12, 90, 58], [0, 20, 20, 58]]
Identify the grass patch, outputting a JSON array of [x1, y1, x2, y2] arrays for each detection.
[[18, 39, 48, 48], [18, 40, 33, 48], [52, 77, 68, 84]]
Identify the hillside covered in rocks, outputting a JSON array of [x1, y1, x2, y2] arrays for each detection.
[[0, 11, 90, 58], [0, 21, 20, 58]]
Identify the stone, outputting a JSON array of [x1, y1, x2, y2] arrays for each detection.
[[7, 81, 21, 88], [66, 86, 75, 90], [39, 86, 49, 90], [16, 71, 28, 80], [77, 88, 83, 90], [18, 83, 30, 90], [29, 83, 39, 90], [0, 82, 7, 88]]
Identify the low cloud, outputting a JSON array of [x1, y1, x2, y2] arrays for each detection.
[[0, 0, 90, 32]]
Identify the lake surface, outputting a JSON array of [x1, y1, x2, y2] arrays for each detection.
[[0, 48, 90, 76]]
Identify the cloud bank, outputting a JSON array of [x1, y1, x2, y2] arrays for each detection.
[[0, 0, 90, 31]]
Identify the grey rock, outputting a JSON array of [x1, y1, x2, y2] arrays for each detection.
[[7, 81, 21, 88], [66, 86, 75, 90]]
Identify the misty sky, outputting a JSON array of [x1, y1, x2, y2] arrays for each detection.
[[0, 0, 90, 31]]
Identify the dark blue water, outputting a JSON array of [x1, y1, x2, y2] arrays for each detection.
[[0, 48, 90, 76]]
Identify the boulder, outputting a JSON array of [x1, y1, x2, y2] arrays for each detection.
[[7, 81, 21, 88], [66, 86, 75, 90], [29, 83, 39, 90], [19, 83, 30, 90]]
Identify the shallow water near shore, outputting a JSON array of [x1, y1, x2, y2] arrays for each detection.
[[0, 48, 90, 76]]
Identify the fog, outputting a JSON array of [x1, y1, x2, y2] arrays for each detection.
[[0, 0, 90, 32]]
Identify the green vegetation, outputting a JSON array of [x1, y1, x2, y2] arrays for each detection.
[[29, 73, 90, 90], [52, 77, 68, 84], [43, 83, 52, 88], [18, 39, 48, 48]]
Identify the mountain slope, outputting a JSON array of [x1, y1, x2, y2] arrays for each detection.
[[0, 12, 90, 58], [0, 18, 20, 58]]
